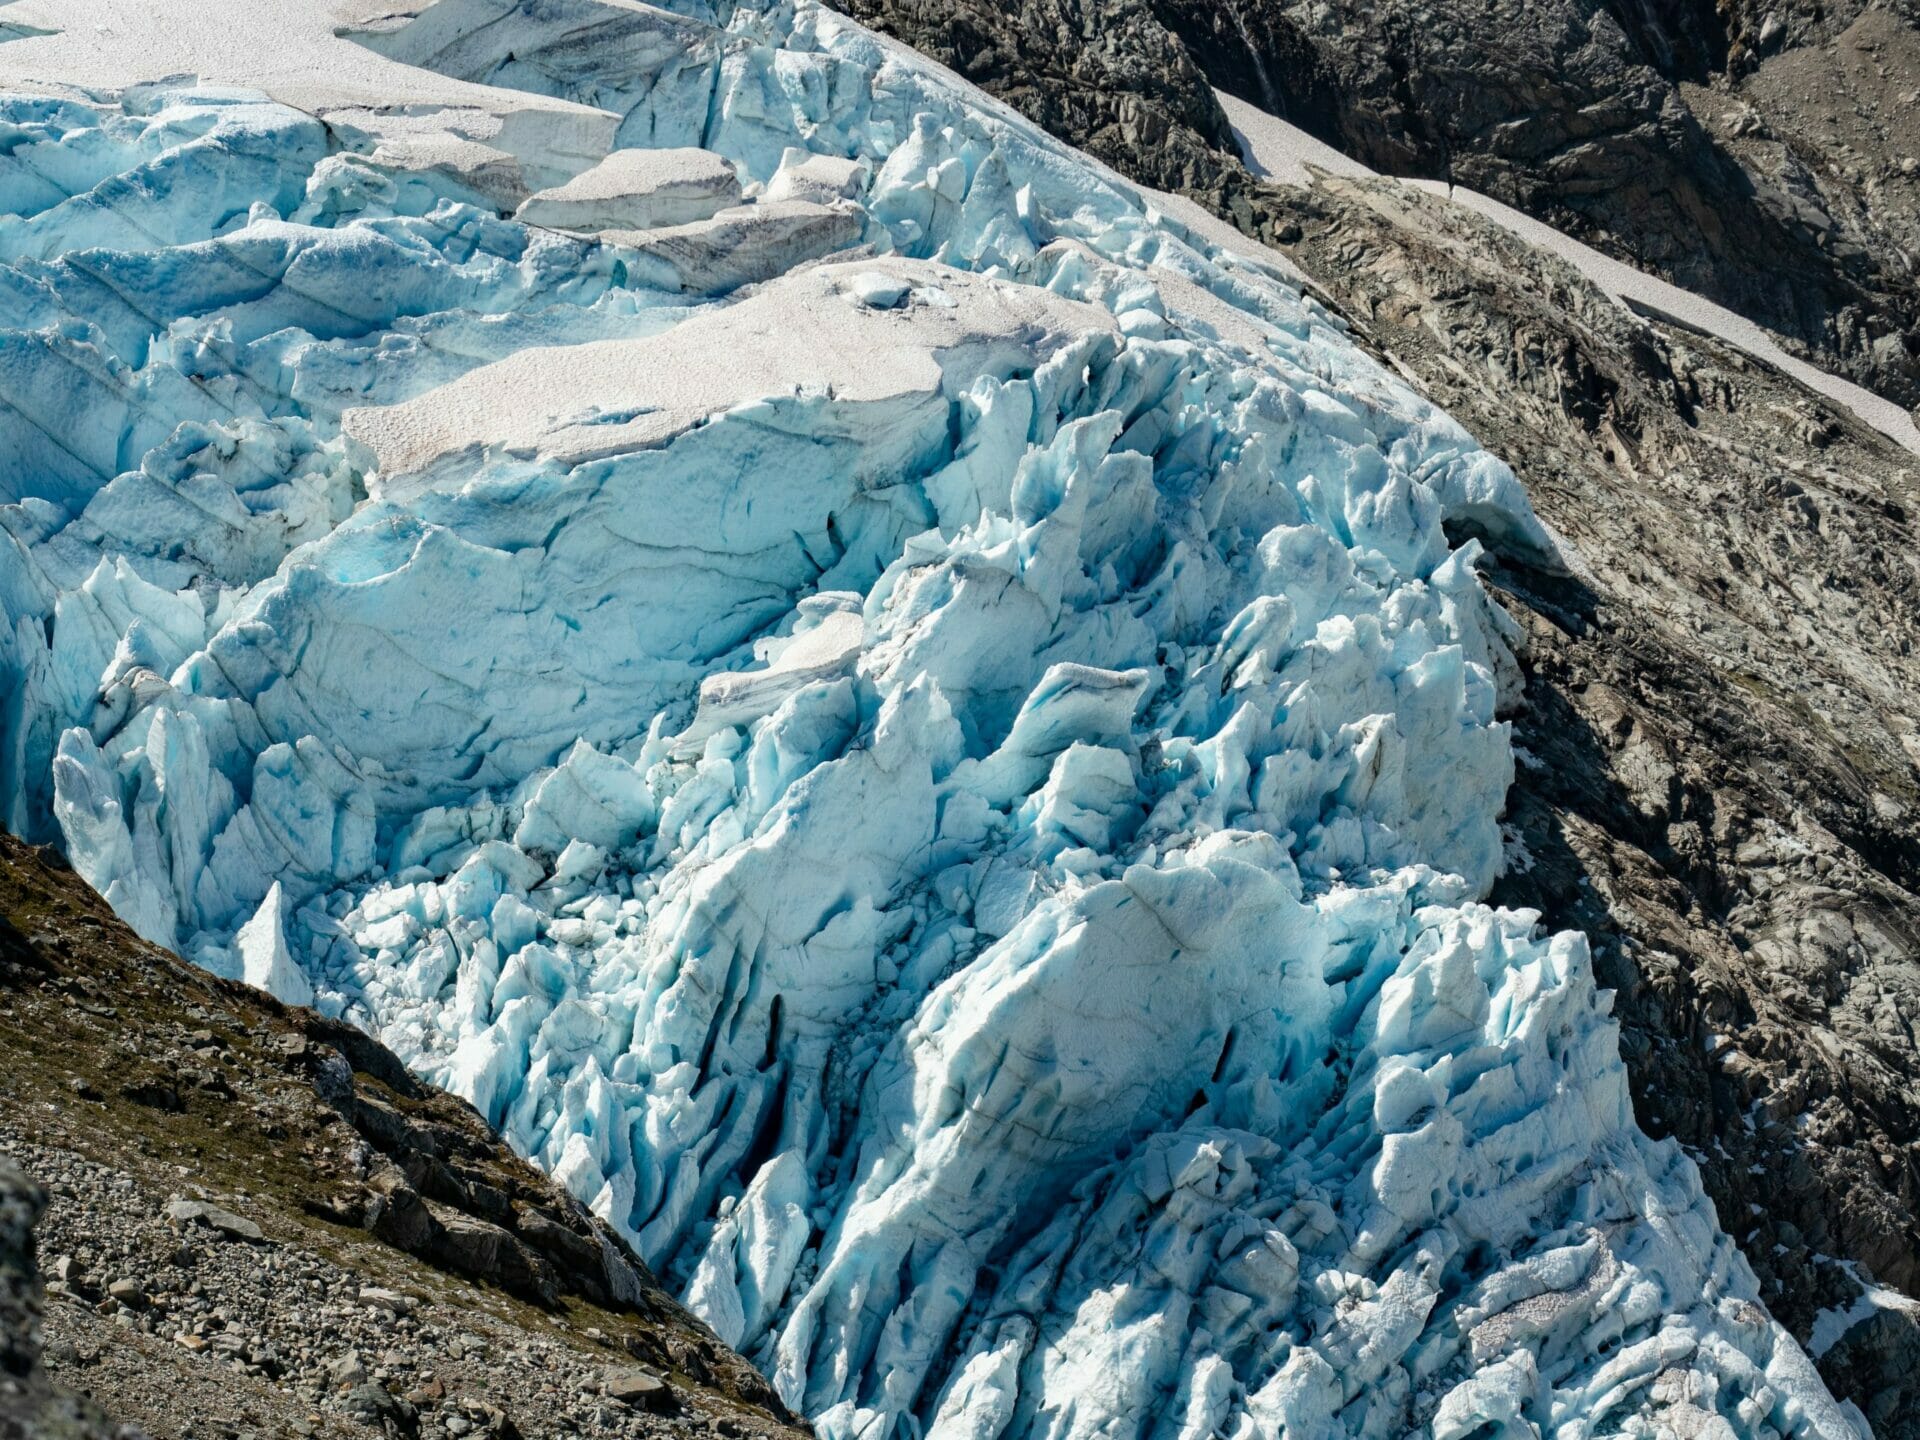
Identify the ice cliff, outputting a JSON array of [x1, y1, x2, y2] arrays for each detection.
[[0, 1, 1864, 1435]]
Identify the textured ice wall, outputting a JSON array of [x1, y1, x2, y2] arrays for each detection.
[[0, 2, 1862, 1436]]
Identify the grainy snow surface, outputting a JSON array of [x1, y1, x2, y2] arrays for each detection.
[[0, 2, 1865, 1436]]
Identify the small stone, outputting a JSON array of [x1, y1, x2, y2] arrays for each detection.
[[329, 1352, 369, 1389], [604, 1366, 672, 1410], [359, 1285, 413, 1316], [165, 1198, 264, 1242], [107, 1278, 148, 1308]]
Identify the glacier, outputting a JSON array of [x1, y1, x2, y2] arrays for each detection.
[[0, 0, 1865, 1436]]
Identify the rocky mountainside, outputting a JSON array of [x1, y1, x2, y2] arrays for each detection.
[[834, 0, 1920, 1432], [852, 0, 1920, 406], [833, 0, 1914, 403], [1153, 0, 1920, 410], [0, 831, 800, 1440]]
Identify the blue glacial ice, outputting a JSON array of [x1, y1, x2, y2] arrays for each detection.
[[0, 0, 1865, 1436]]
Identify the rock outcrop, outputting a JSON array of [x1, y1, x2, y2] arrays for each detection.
[[0, 1158, 130, 1440], [0, 831, 799, 1438], [1151, 0, 1920, 410]]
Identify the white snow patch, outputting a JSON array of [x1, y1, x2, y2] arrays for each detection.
[[1810, 1279, 1920, 1357], [345, 257, 1113, 491], [0, 0, 614, 183], [517, 147, 741, 232]]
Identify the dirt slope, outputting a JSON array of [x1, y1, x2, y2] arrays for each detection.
[[0, 831, 802, 1440]]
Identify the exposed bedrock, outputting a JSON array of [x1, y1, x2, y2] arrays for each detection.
[[842, 0, 1920, 405], [1147, 0, 1920, 413]]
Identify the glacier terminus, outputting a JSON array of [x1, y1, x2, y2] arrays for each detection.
[[0, 0, 1869, 1436]]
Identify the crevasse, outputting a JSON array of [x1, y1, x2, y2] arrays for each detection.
[[0, 1, 1862, 1436]]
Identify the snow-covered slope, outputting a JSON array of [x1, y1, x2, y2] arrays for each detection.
[[0, 1, 1863, 1436]]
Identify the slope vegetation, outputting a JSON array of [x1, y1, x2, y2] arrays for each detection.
[[0, 831, 798, 1437]]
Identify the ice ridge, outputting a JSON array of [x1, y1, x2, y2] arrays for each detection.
[[0, 1, 1862, 1436]]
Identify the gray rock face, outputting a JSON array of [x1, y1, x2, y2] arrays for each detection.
[[834, 1, 1920, 1431], [1149, 0, 1920, 409], [0, 1159, 134, 1440], [0, 831, 801, 1440], [836, 0, 1240, 194]]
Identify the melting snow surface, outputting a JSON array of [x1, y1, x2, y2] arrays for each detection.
[[0, 2, 1865, 1436]]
